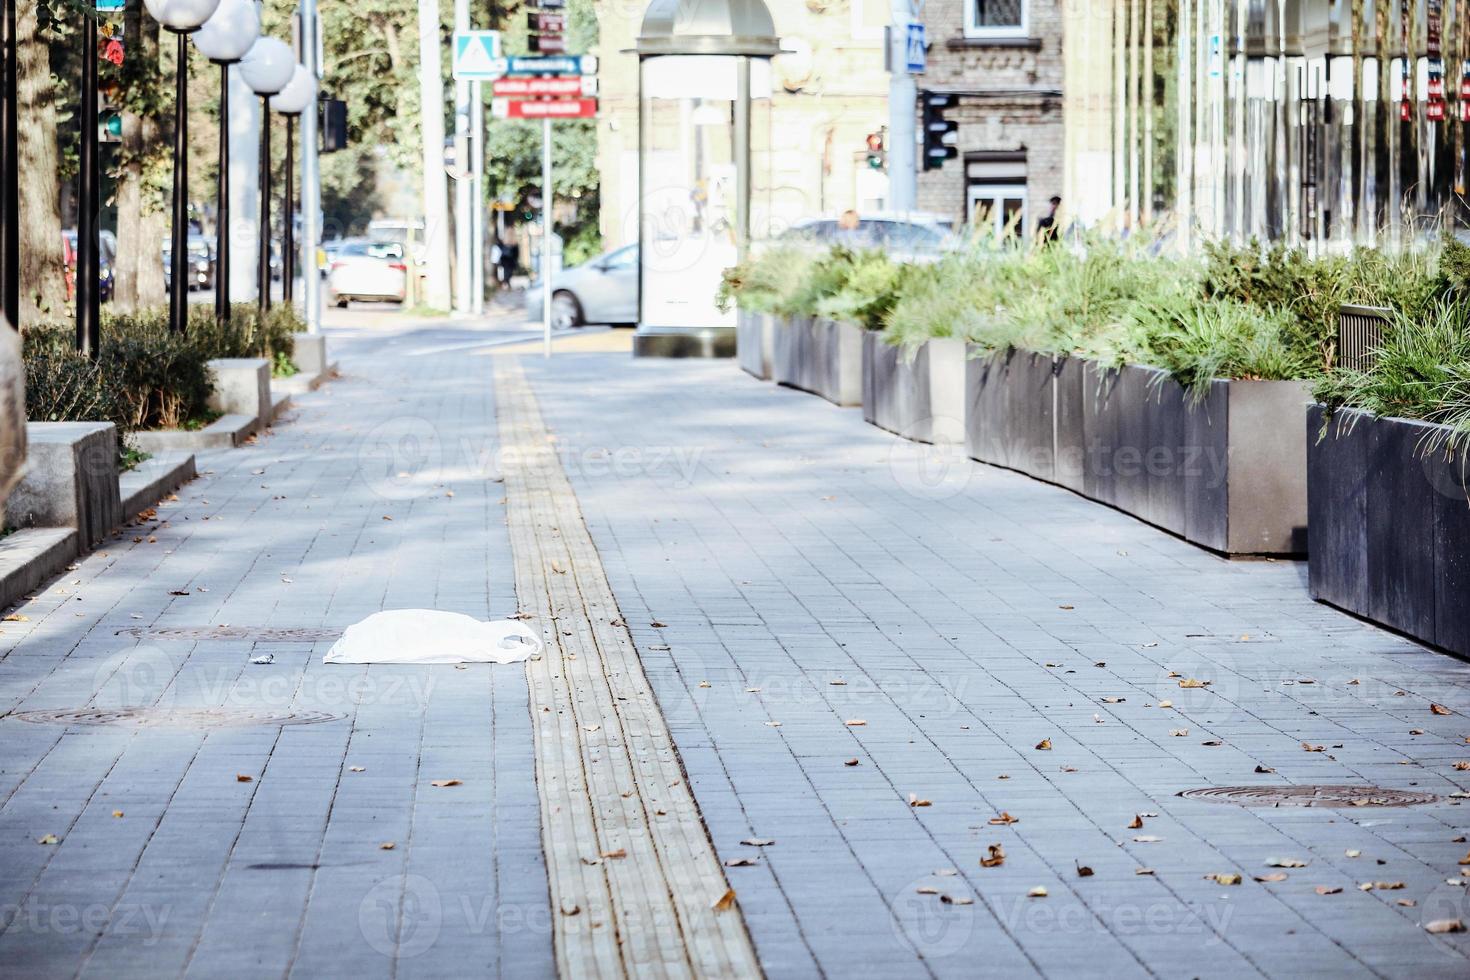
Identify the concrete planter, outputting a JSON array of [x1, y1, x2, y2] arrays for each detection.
[[207, 357, 271, 429], [862, 334, 966, 444], [1307, 407, 1470, 657], [772, 316, 863, 407], [5, 422, 121, 549], [966, 350, 1310, 555], [736, 311, 775, 380]]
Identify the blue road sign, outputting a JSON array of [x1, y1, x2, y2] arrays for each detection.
[[500, 54, 597, 77], [452, 31, 503, 79], [905, 23, 926, 74]]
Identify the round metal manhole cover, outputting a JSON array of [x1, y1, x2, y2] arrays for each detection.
[[114, 627, 343, 642], [8, 707, 345, 729], [1178, 785, 1441, 808]]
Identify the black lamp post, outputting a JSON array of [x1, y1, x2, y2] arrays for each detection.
[[239, 36, 293, 316], [191, 0, 258, 325], [143, 0, 221, 335], [269, 65, 312, 306], [1, 0, 19, 331], [76, 6, 99, 355]]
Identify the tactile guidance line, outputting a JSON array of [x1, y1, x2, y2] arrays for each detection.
[[494, 359, 762, 980]]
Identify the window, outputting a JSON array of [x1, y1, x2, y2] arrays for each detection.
[[965, 0, 1027, 38], [966, 153, 1028, 237]]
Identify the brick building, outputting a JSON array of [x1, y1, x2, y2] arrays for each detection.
[[916, 0, 1065, 236]]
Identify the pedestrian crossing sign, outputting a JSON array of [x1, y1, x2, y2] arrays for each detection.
[[905, 23, 926, 74], [454, 31, 504, 79]]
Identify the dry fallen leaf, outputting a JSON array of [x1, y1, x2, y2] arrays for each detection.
[[561, 904, 581, 917], [1315, 886, 1342, 895], [1201, 739, 1223, 747], [916, 886, 939, 895], [908, 794, 932, 808], [1035, 738, 1053, 751], [1425, 919, 1465, 934], [2, 614, 28, 622], [1431, 703, 1453, 716], [380, 842, 396, 850], [1254, 873, 1288, 883], [111, 810, 123, 818], [843, 758, 860, 767], [1027, 886, 1048, 898], [1127, 815, 1144, 830], [698, 681, 711, 688], [1205, 873, 1242, 885], [981, 844, 1006, 868], [1170, 729, 1189, 737], [712, 888, 737, 912], [1254, 765, 1276, 773], [845, 719, 867, 727], [1178, 678, 1210, 689], [724, 857, 757, 867], [989, 812, 1019, 826], [650, 621, 668, 628], [236, 774, 253, 783], [940, 894, 973, 905], [935, 868, 958, 877], [1301, 742, 1325, 753], [349, 766, 365, 773], [601, 848, 627, 859], [1397, 898, 1417, 907], [1132, 835, 1162, 843], [1455, 761, 1470, 771], [1265, 857, 1309, 868], [1076, 863, 1094, 878], [1134, 867, 1155, 876], [36, 834, 59, 845], [1157, 700, 1173, 709], [1345, 850, 1362, 858], [741, 838, 775, 847], [1101, 696, 1125, 704], [430, 779, 462, 788], [764, 721, 782, 728]]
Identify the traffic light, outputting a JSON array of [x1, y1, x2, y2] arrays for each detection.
[[921, 91, 958, 171], [865, 129, 886, 171], [321, 98, 348, 152]]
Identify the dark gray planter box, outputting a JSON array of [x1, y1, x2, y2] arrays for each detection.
[[737, 310, 774, 380], [772, 316, 862, 407], [966, 350, 1310, 555], [863, 334, 965, 444], [1308, 407, 1470, 657], [5, 422, 122, 549]]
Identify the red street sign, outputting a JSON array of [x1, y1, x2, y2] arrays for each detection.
[[492, 76, 588, 97], [530, 12, 565, 32], [530, 34, 566, 54], [495, 98, 597, 120]]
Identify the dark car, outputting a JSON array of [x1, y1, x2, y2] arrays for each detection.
[[162, 234, 216, 290]]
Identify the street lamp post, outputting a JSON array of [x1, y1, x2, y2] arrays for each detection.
[[77, 4, 100, 355], [269, 65, 314, 306], [143, 0, 222, 335], [239, 37, 293, 315], [191, 0, 259, 325], [1, 0, 18, 331]]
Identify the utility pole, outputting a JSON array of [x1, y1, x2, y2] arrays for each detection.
[[417, 0, 452, 311], [470, 81, 484, 315], [0, 0, 15, 330], [77, 5, 100, 355], [888, 0, 918, 214], [542, 116, 552, 359], [299, 0, 322, 332]]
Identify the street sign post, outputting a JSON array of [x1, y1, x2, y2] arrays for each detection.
[[451, 30, 502, 79], [904, 23, 926, 74], [492, 97, 597, 120], [494, 54, 596, 76], [491, 75, 595, 98]]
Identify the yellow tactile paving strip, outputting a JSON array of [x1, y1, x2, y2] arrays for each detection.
[[486, 328, 634, 356], [495, 358, 762, 979]]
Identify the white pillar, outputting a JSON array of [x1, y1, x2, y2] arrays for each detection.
[[452, 0, 471, 313], [299, 0, 322, 332], [227, 63, 260, 303], [470, 81, 484, 315], [417, 0, 453, 311], [888, 0, 917, 214]]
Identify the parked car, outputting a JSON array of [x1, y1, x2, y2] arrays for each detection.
[[326, 239, 408, 307], [775, 213, 958, 261], [61, 229, 116, 303], [162, 234, 216, 290], [525, 244, 639, 328]]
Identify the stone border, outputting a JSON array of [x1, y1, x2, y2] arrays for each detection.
[[736, 310, 774, 380], [119, 452, 197, 519], [129, 414, 257, 453], [1307, 406, 1470, 657], [966, 349, 1310, 555]]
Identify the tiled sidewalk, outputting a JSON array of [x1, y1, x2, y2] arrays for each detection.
[[0, 320, 553, 978], [524, 354, 1470, 979]]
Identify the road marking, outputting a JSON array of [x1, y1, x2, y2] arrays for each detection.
[[495, 359, 761, 979]]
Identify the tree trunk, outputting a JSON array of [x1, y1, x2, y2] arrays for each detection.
[[16, 4, 68, 324], [114, 0, 167, 311], [417, 0, 452, 310]]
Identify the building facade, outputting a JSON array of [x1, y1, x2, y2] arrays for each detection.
[[592, 0, 894, 251], [1064, 0, 1470, 250], [916, 0, 1066, 235]]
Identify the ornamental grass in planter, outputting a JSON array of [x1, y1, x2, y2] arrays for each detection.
[[1309, 298, 1470, 656]]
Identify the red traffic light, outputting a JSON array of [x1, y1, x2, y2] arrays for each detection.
[[866, 131, 884, 153]]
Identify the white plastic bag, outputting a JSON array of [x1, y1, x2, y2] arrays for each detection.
[[323, 610, 543, 665]]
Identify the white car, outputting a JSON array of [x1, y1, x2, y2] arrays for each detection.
[[326, 240, 408, 307], [526, 244, 639, 328]]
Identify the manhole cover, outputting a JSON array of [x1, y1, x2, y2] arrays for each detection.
[[1178, 785, 1440, 808], [115, 627, 342, 642], [8, 707, 344, 729]]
